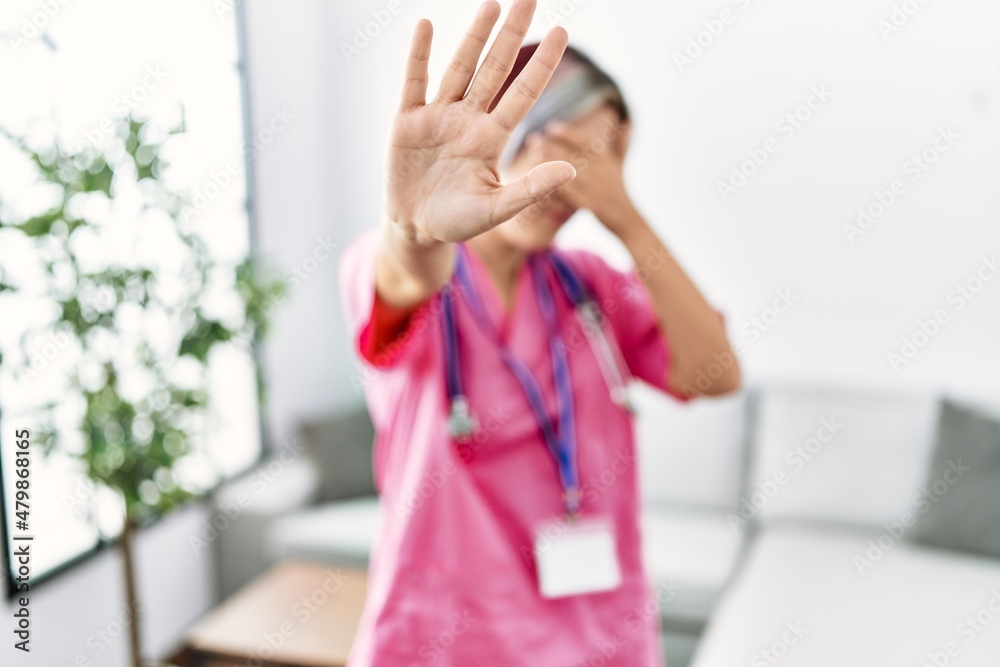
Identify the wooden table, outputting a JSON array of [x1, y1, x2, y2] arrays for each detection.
[[185, 560, 367, 667]]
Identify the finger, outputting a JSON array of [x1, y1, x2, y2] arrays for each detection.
[[537, 135, 579, 167], [435, 1, 502, 103], [516, 197, 549, 226], [542, 120, 587, 151], [537, 129, 591, 168], [489, 26, 569, 130], [399, 19, 433, 110], [465, 0, 538, 110], [524, 131, 543, 151], [489, 159, 576, 226]]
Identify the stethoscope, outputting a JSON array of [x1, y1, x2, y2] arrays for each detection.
[[440, 243, 635, 516]]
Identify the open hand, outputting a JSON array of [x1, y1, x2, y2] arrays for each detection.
[[383, 0, 577, 245]]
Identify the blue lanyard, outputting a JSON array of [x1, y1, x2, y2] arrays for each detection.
[[443, 244, 583, 516], [547, 251, 589, 307]]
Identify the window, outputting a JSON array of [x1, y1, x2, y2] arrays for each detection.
[[0, 0, 261, 591]]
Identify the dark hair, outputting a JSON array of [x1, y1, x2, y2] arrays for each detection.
[[490, 43, 629, 166]]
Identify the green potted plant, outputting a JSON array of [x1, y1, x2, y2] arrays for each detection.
[[0, 112, 286, 667]]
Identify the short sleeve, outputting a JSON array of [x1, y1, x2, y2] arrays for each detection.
[[338, 228, 436, 369], [557, 248, 694, 403]]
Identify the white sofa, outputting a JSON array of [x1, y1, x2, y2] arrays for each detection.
[[687, 382, 1000, 667], [215, 380, 1000, 666]]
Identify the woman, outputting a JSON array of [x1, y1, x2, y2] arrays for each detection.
[[339, 1, 740, 664]]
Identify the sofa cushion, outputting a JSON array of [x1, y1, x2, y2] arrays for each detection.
[[690, 522, 1000, 667], [911, 398, 1000, 559], [747, 383, 940, 529], [640, 505, 746, 630], [265, 496, 380, 568], [634, 383, 749, 510], [266, 497, 745, 631], [297, 408, 376, 502]]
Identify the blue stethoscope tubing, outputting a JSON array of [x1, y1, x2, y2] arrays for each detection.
[[440, 243, 635, 516]]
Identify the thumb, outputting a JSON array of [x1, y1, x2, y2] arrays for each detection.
[[490, 160, 576, 227]]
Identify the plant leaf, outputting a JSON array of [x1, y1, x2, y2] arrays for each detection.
[[18, 207, 63, 236]]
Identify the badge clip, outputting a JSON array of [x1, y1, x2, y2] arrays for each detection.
[[564, 487, 582, 522]]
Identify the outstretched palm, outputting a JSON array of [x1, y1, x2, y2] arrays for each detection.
[[384, 0, 576, 244]]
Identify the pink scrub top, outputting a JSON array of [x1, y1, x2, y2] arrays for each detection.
[[339, 228, 690, 666]]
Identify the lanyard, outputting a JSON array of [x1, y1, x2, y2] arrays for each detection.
[[440, 244, 636, 517], [445, 244, 580, 516]]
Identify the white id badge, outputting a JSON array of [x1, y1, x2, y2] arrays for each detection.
[[534, 514, 622, 599]]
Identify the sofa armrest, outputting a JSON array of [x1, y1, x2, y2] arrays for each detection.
[[210, 450, 323, 596]]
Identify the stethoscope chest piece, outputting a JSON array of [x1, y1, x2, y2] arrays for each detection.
[[448, 394, 479, 442], [442, 246, 638, 452]]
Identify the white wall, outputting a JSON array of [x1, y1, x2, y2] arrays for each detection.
[[247, 0, 1000, 450], [243, 0, 365, 445]]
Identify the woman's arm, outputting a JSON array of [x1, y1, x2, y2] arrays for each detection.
[[539, 122, 741, 398], [611, 207, 741, 398], [374, 0, 577, 308]]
